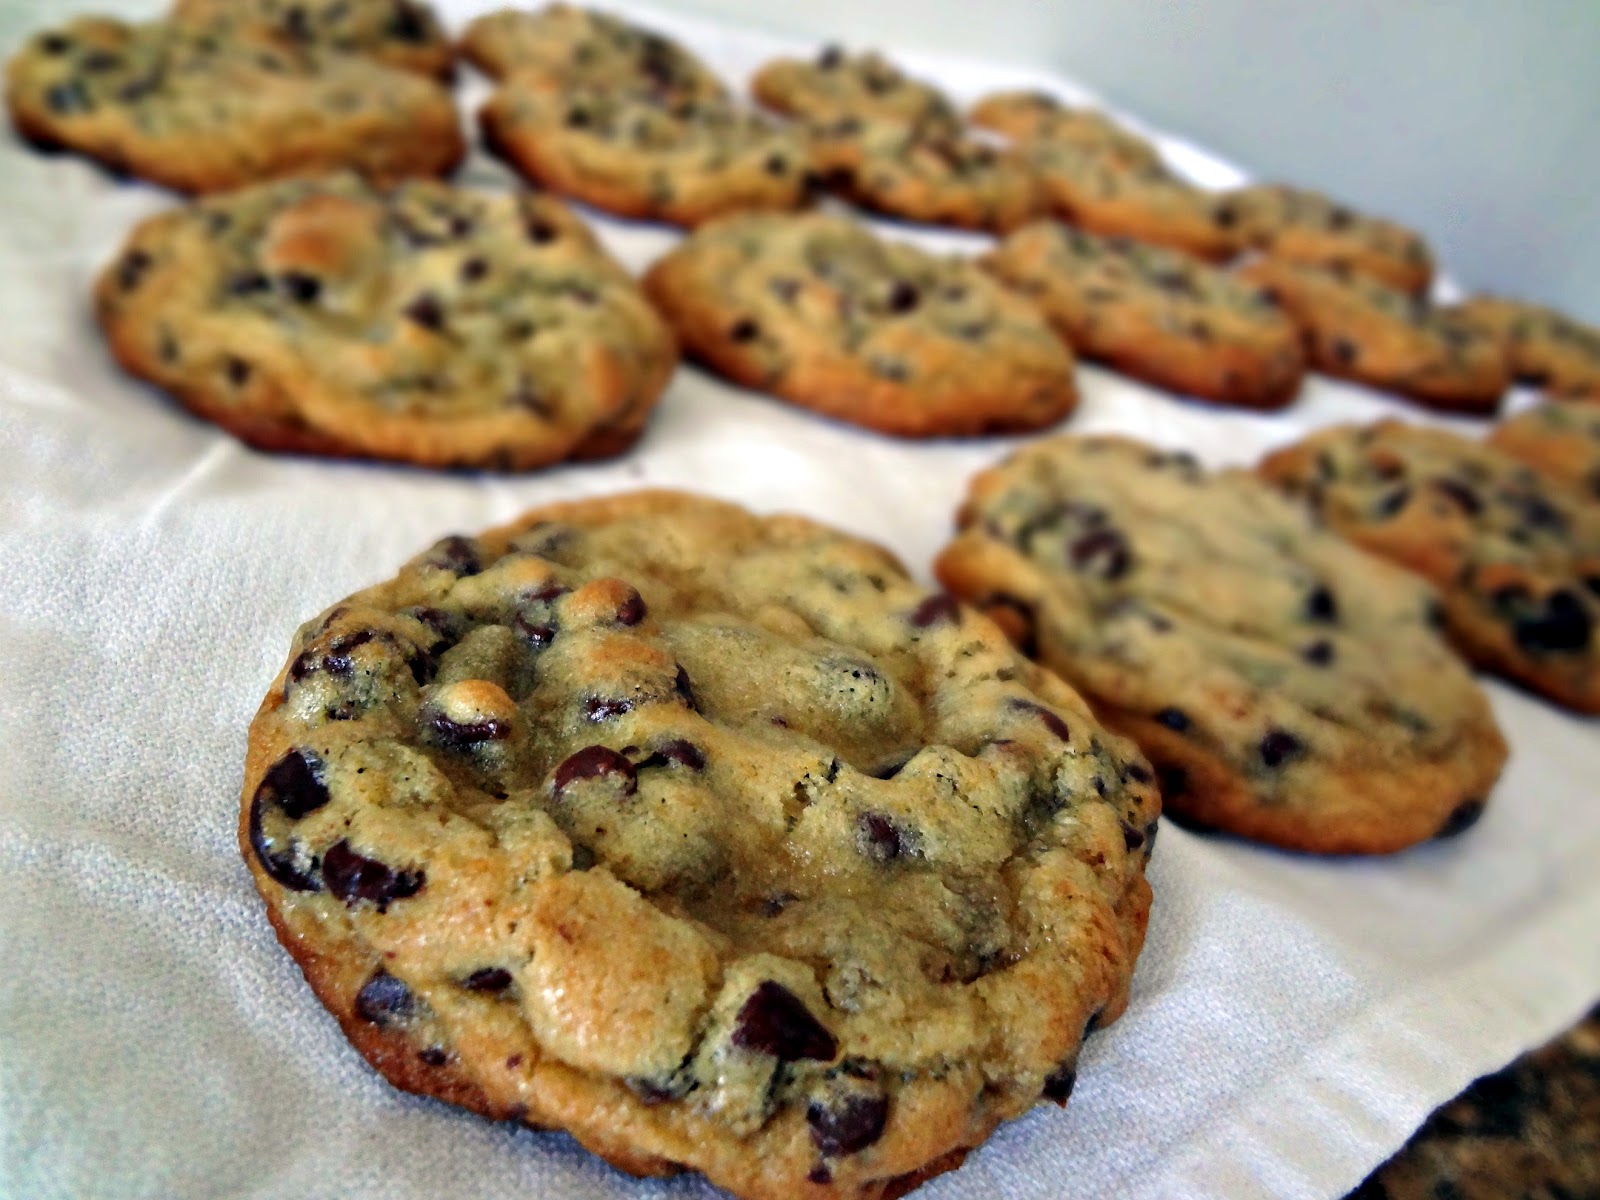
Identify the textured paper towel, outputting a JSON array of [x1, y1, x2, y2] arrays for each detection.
[[1, 3, 1597, 1199]]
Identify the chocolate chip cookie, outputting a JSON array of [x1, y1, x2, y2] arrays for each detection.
[[641, 212, 1080, 437], [935, 435, 1507, 853], [807, 115, 1040, 233], [1240, 259, 1508, 414], [459, 3, 727, 103], [172, 0, 454, 79], [983, 221, 1305, 408], [95, 173, 676, 469], [752, 46, 958, 132], [1489, 398, 1600, 500], [1453, 295, 1600, 396], [480, 84, 812, 228], [1218, 184, 1434, 295], [5, 17, 464, 193], [969, 89, 1161, 168], [1261, 420, 1600, 712], [242, 489, 1158, 1200]]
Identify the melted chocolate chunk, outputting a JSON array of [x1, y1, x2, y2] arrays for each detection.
[[807, 1092, 889, 1156], [248, 749, 330, 892], [1154, 707, 1189, 733], [1010, 698, 1071, 742], [731, 981, 838, 1061], [279, 272, 322, 304], [858, 813, 916, 862], [402, 293, 445, 331], [1512, 588, 1592, 654], [673, 665, 699, 711], [355, 969, 415, 1026], [885, 280, 919, 314], [1041, 1062, 1077, 1104], [553, 745, 638, 796], [910, 593, 960, 628], [1305, 584, 1339, 623], [1258, 728, 1304, 769], [582, 695, 635, 722], [321, 840, 425, 910], [1068, 529, 1132, 580], [461, 967, 514, 993], [637, 738, 706, 771], [615, 588, 648, 626], [425, 535, 482, 576], [729, 318, 759, 343], [428, 712, 512, 748]]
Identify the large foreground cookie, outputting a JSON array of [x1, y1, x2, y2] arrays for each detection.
[[1217, 184, 1434, 295], [95, 174, 676, 469], [1452, 295, 1600, 396], [936, 436, 1506, 853], [5, 17, 464, 193], [752, 47, 957, 132], [481, 85, 811, 228], [242, 490, 1158, 1200], [642, 212, 1079, 437], [172, 0, 454, 79], [1261, 421, 1600, 712], [1489, 398, 1600, 499], [983, 221, 1305, 409], [1241, 259, 1507, 414], [460, 3, 726, 103]]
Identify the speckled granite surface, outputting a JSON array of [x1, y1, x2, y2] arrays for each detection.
[[1347, 1003, 1600, 1200]]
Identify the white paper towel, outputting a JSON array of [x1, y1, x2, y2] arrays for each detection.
[[1, 3, 1596, 1199]]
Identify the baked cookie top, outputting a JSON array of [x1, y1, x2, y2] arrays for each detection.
[[460, 2, 726, 102], [969, 89, 1161, 167], [1241, 259, 1507, 413], [1261, 420, 1600, 712], [807, 115, 1040, 232], [1218, 184, 1434, 295], [5, 17, 464, 193], [641, 211, 1080, 438], [752, 46, 958, 131], [1453, 295, 1600, 396], [172, 0, 454, 78], [982, 221, 1304, 408], [242, 490, 1158, 1200], [935, 435, 1506, 853], [1489, 398, 1600, 500], [481, 85, 813, 228], [94, 173, 676, 470]]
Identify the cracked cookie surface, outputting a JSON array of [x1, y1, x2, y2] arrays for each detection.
[[936, 435, 1506, 853], [95, 173, 676, 469], [5, 17, 464, 193], [1262, 420, 1600, 712], [983, 221, 1304, 408], [642, 212, 1079, 437], [172, 0, 454, 78], [242, 489, 1158, 1200]]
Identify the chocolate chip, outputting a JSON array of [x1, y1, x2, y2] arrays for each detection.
[[582, 695, 634, 722], [807, 1092, 888, 1156], [858, 813, 916, 862], [389, 0, 430, 42], [565, 107, 591, 129], [248, 749, 330, 892], [225, 356, 251, 386], [403, 294, 445, 331], [729, 318, 759, 343], [817, 45, 843, 68], [39, 33, 71, 54], [1435, 798, 1486, 839], [460, 257, 489, 283], [279, 272, 322, 304], [1305, 585, 1339, 623], [1376, 487, 1411, 519], [1327, 206, 1353, 231], [417, 1047, 449, 1067], [764, 153, 790, 176], [227, 271, 270, 297], [807, 1164, 833, 1185], [1155, 707, 1189, 732], [886, 281, 919, 314], [554, 745, 638, 796], [322, 841, 424, 910], [1041, 1063, 1077, 1104], [1069, 529, 1132, 580], [638, 738, 706, 771], [671, 665, 699, 712], [1432, 478, 1483, 516], [355, 969, 415, 1026], [1330, 338, 1358, 366], [1259, 729, 1304, 769], [116, 249, 151, 292], [1513, 589, 1592, 654], [525, 216, 557, 244], [1301, 639, 1335, 666], [1009, 698, 1071, 742], [910, 593, 960, 628], [1121, 821, 1146, 851], [514, 616, 557, 649], [428, 712, 512, 748], [615, 588, 647, 626], [44, 80, 92, 115], [731, 981, 838, 1061], [461, 967, 514, 993], [282, 5, 311, 40], [424, 535, 481, 576]]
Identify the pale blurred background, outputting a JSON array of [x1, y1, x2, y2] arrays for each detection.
[[665, 0, 1600, 321]]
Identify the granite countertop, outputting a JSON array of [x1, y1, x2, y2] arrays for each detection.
[[1345, 1003, 1600, 1200]]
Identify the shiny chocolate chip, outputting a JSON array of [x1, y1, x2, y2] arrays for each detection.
[[248, 749, 330, 891], [321, 840, 425, 910], [732, 981, 838, 1061], [355, 969, 415, 1026], [461, 967, 514, 994], [1155, 707, 1189, 733], [614, 587, 647, 626], [1009, 698, 1071, 742], [910, 593, 960, 628], [428, 712, 512, 748], [554, 745, 638, 796], [807, 1092, 888, 1156], [116, 249, 151, 291]]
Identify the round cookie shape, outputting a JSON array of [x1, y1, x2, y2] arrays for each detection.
[[1240, 259, 1508, 414], [1489, 398, 1600, 499], [1262, 421, 1600, 713], [242, 490, 1158, 1200], [641, 211, 1080, 438], [459, 3, 727, 103], [969, 89, 1161, 168], [752, 46, 958, 132], [807, 115, 1041, 233], [1217, 184, 1434, 296], [94, 173, 677, 470], [983, 221, 1305, 409], [480, 84, 812, 228], [935, 435, 1507, 853], [5, 17, 464, 193], [172, 0, 454, 79], [1452, 295, 1600, 396]]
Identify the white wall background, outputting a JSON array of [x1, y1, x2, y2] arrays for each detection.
[[668, 0, 1600, 322]]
